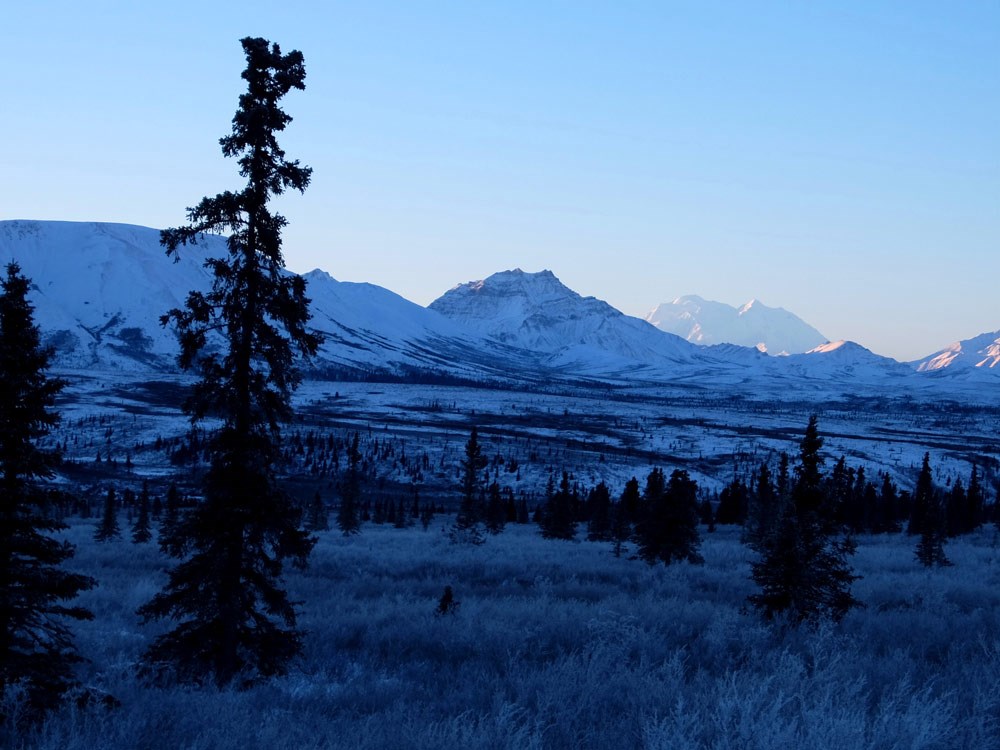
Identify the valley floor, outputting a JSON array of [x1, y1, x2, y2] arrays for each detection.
[[9, 521, 1000, 749]]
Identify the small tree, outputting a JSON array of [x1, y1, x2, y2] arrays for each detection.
[[0, 262, 95, 717], [138, 37, 319, 686]]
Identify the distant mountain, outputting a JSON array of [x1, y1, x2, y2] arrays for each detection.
[[644, 295, 827, 355], [910, 331, 1000, 375], [781, 340, 912, 381], [429, 269, 697, 370]]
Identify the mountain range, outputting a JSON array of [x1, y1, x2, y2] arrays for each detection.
[[0, 220, 996, 391]]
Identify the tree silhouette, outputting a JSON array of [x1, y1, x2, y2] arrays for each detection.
[[138, 37, 319, 686], [131, 480, 153, 544], [336, 433, 362, 535], [450, 427, 486, 544], [0, 263, 95, 717], [94, 486, 120, 542], [911, 454, 950, 567], [748, 416, 860, 624]]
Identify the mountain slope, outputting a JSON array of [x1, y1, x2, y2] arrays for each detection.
[[0, 220, 216, 370], [429, 269, 698, 370], [910, 331, 1000, 374], [644, 295, 827, 354], [0, 221, 541, 382]]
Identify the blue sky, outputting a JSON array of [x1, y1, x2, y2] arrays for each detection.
[[2, 1, 997, 360]]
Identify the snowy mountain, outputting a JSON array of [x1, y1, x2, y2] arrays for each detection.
[[0, 220, 540, 382], [644, 295, 827, 354], [781, 340, 912, 382], [429, 269, 698, 370], [4, 220, 995, 395], [0, 220, 216, 371], [910, 331, 1000, 375]]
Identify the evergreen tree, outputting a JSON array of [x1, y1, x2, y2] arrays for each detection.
[[911, 454, 950, 567], [539, 471, 577, 540], [336, 432, 362, 535], [619, 475, 641, 520], [484, 480, 506, 535], [450, 427, 486, 544], [634, 468, 703, 565], [138, 38, 319, 686], [745, 462, 780, 547], [0, 262, 95, 716], [132, 480, 153, 544], [748, 416, 860, 624], [874, 473, 900, 533], [159, 481, 179, 544], [967, 464, 985, 533], [94, 486, 121, 542], [306, 490, 329, 532], [586, 482, 612, 541], [945, 477, 966, 538], [715, 477, 748, 525]]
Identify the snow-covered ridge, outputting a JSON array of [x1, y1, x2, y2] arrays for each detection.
[[644, 294, 827, 355], [910, 331, 1000, 374], [2, 220, 997, 388], [429, 268, 697, 366]]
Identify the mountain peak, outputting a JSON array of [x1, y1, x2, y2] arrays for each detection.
[[430, 268, 694, 365], [646, 295, 826, 354]]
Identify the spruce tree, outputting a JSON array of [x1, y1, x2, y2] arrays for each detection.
[[306, 490, 329, 532], [138, 37, 319, 686], [132, 480, 153, 544], [748, 416, 860, 624], [0, 262, 95, 716], [634, 468, 703, 565], [911, 454, 950, 567], [585, 482, 612, 541], [484, 480, 506, 535], [94, 486, 121, 542], [450, 427, 486, 544], [539, 471, 577, 540], [336, 433, 362, 535]]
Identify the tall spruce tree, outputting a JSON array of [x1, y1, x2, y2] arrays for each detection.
[[911, 454, 950, 567], [138, 37, 319, 686], [748, 416, 860, 624], [0, 263, 95, 716], [450, 427, 486, 544]]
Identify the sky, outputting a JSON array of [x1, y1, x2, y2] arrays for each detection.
[[2, 1, 997, 361]]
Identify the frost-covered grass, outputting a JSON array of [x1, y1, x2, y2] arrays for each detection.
[[9, 522, 1000, 749]]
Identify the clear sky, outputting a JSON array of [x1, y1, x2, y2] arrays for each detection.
[[2, 1, 997, 361]]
